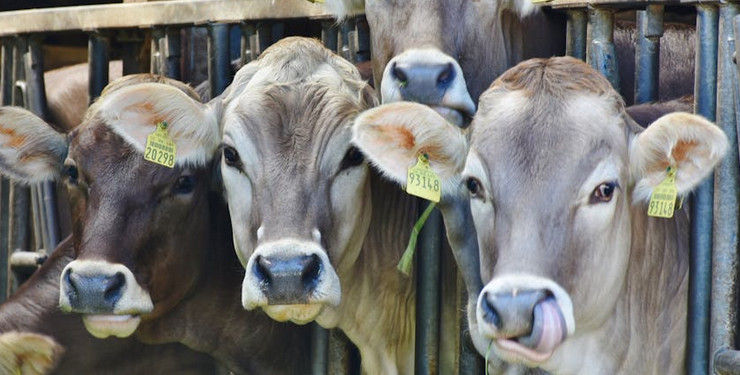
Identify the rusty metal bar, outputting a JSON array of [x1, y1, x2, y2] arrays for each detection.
[[688, 5, 718, 375], [586, 8, 620, 93], [710, 3, 740, 375], [566, 9, 588, 60], [634, 4, 663, 104]]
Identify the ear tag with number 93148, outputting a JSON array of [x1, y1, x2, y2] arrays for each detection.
[[406, 153, 441, 203], [144, 121, 177, 168], [648, 166, 678, 218]]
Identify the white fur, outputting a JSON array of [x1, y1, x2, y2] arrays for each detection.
[[324, 0, 365, 20], [630, 112, 728, 203], [59, 260, 154, 338], [92, 83, 219, 167], [0, 106, 67, 184], [0, 332, 63, 375]]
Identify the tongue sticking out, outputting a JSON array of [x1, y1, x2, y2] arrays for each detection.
[[497, 297, 567, 362]]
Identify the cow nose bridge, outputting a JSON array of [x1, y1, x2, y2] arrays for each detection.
[[391, 61, 455, 101], [253, 254, 323, 305], [63, 268, 126, 313], [481, 289, 550, 338]]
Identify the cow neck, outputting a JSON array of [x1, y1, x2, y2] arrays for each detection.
[[135, 191, 312, 375], [320, 170, 419, 375]]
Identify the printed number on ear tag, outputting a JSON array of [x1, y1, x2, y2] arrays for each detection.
[[648, 167, 678, 218], [406, 153, 441, 203], [144, 121, 177, 168]]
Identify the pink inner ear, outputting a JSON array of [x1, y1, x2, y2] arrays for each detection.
[[377, 124, 416, 150], [672, 139, 699, 163]]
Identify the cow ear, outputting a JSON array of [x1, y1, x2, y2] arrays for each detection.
[[352, 102, 468, 190], [630, 112, 728, 202], [0, 332, 64, 375], [95, 82, 220, 166], [0, 107, 68, 184]]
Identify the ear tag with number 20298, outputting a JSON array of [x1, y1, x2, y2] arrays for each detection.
[[144, 121, 177, 168], [406, 153, 441, 203], [648, 166, 678, 218]]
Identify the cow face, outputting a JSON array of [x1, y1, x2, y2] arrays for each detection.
[[219, 38, 376, 324], [326, 0, 558, 128], [464, 57, 726, 372], [0, 76, 220, 339]]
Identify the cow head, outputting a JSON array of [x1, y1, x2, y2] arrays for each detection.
[[325, 0, 557, 128], [463, 57, 727, 372], [218, 37, 376, 324], [0, 75, 220, 339]]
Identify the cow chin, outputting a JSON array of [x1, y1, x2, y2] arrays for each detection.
[[473, 274, 576, 367], [81, 314, 141, 339], [262, 304, 324, 325]]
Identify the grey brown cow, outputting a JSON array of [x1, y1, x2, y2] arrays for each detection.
[[219, 36, 443, 375], [0, 74, 311, 375]]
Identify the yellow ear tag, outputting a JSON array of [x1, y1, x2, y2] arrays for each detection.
[[648, 166, 678, 218], [406, 153, 441, 203], [144, 121, 176, 168]]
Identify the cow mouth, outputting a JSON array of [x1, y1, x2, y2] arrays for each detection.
[[430, 105, 472, 128], [81, 314, 141, 339], [263, 303, 324, 325], [493, 297, 568, 363]]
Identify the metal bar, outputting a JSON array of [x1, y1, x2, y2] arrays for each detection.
[[355, 16, 371, 62], [566, 9, 588, 61], [1, 39, 12, 105], [257, 22, 272, 57], [25, 36, 60, 253], [207, 23, 230, 97], [0, 37, 13, 301], [710, 4, 740, 375], [415, 202, 441, 375], [311, 323, 328, 375], [715, 349, 740, 375], [586, 8, 620, 93], [634, 5, 664, 104], [239, 22, 256, 65], [119, 29, 145, 75], [339, 19, 356, 62], [687, 6, 718, 375], [164, 27, 182, 80], [0, 0, 339, 37], [321, 22, 339, 54], [88, 31, 110, 104], [328, 330, 354, 375], [150, 27, 165, 75], [272, 22, 285, 44]]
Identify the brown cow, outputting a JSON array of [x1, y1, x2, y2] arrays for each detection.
[[0, 74, 311, 374], [219, 36, 443, 375], [349, 58, 727, 375]]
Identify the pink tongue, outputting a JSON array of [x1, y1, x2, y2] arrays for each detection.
[[534, 298, 566, 353]]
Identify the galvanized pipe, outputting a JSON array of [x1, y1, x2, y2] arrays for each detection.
[[119, 29, 145, 75], [239, 22, 257, 65], [163, 27, 182, 80], [311, 323, 328, 375], [715, 349, 740, 375], [634, 5, 663, 104], [710, 4, 740, 375], [688, 6, 718, 375], [566, 10, 588, 61], [340, 19, 356, 62], [88, 31, 110, 104], [25, 36, 60, 253], [151, 27, 165, 75], [586, 8, 620, 93], [207, 23, 231, 97], [0, 37, 12, 301], [321, 21, 339, 54], [415, 202, 441, 375], [256, 22, 272, 57], [355, 16, 371, 62]]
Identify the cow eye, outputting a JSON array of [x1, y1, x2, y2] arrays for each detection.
[[223, 146, 240, 167], [466, 177, 484, 199], [64, 165, 79, 184], [173, 175, 196, 195], [339, 146, 364, 170], [591, 181, 619, 204]]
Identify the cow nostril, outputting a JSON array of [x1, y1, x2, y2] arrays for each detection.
[[254, 255, 272, 288], [437, 62, 455, 86], [301, 254, 322, 291], [104, 272, 125, 302], [481, 292, 502, 329], [392, 62, 408, 84]]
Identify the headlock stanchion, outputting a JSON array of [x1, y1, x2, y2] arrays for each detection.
[[88, 30, 110, 103], [566, 9, 588, 60], [0, 38, 12, 301], [688, 5, 719, 375], [587, 7, 621, 93], [207, 23, 231, 98], [710, 3, 740, 374], [634, 4, 664, 104]]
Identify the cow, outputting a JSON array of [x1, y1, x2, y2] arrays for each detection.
[[349, 57, 728, 375], [218, 36, 454, 375], [0, 74, 312, 374], [0, 332, 63, 375]]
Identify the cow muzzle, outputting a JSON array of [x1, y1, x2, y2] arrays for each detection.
[[242, 239, 340, 324], [59, 260, 153, 338], [381, 48, 475, 128], [475, 274, 575, 364]]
